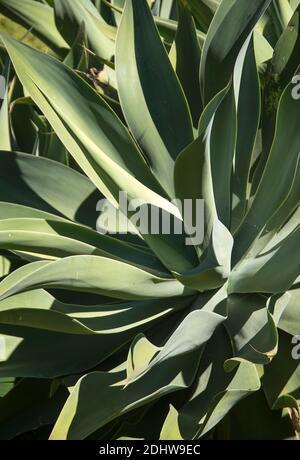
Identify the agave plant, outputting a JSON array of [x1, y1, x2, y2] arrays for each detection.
[[0, 0, 299, 440]]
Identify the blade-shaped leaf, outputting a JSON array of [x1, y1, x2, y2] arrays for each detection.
[[229, 226, 300, 294], [0, 288, 190, 377], [50, 308, 226, 439], [0, 0, 68, 52], [169, 326, 261, 439], [0, 217, 167, 274], [116, 0, 194, 196], [54, 0, 115, 59], [1, 36, 198, 272], [0, 255, 191, 301], [0, 151, 101, 228], [225, 294, 278, 364], [263, 330, 300, 410], [232, 35, 260, 229], [233, 78, 300, 263], [175, 1, 202, 126], [200, 0, 272, 104]]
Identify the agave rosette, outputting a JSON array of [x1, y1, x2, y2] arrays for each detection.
[[0, 0, 299, 440]]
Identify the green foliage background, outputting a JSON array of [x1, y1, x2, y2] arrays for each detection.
[[0, 0, 299, 441]]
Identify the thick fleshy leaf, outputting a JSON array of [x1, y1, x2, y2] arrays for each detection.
[[279, 286, 300, 336], [265, 177, 300, 245], [251, 204, 300, 260], [0, 217, 167, 274], [2, 36, 197, 272], [255, 5, 300, 193], [185, 0, 214, 32], [0, 0, 298, 441], [174, 135, 205, 211], [116, 0, 194, 196], [101, 0, 204, 46], [126, 334, 160, 382], [0, 322, 127, 378], [229, 226, 300, 294], [0, 202, 69, 223], [160, 404, 183, 440], [0, 0, 68, 52], [233, 78, 300, 263], [0, 289, 190, 335], [0, 288, 191, 377], [209, 83, 236, 229], [0, 253, 11, 279], [54, 0, 115, 59], [200, 0, 272, 104], [232, 35, 260, 229], [263, 0, 293, 46], [159, 0, 176, 19], [269, 4, 300, 87], [0, 36, 165, 205], [50, 309, 226, 439], [175, 1, 202, 126], [0, 151, 101, 228], [9, 81, 37, 154], [35, 116, 68, 165], [175, 219, 233, 291], [198, 85, 230, 136], [225, 294, 278, 364], [0, 255, 190, 301], [170, 326, 261, 439], [263, 330, 300, 412], [253, 30, 273, 67], [202, 33, 259, 231], [63, 23, 88, 71], [175, 83, 232, 241], [196, 359, 261, 438]]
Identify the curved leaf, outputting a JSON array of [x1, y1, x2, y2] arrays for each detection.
[[54, 0, 115, 59], [0, 151, 100, 228], [116, 0, 193, 196], [229, 226, 300, 294], [175, 1, 202, 126], [0, 0, 68, 52], [200, 0, 272, 104], [0, 255, 191, 301], [50, 308, 226, 439], [1, 36, 199, 272], [232, 35, 260, 229], [233, 78, 300, 263]]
